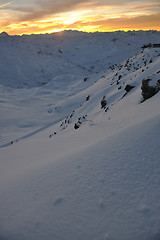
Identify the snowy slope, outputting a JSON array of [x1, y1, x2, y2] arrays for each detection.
[[0, 30, 160, 240], [0, 30, 160, 145]]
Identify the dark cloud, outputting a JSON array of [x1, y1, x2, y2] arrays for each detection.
[[14, 0, 91, 21], [89, 0, 139, 7], [90, 0, 160, 8], [3, 0, 160, 22]]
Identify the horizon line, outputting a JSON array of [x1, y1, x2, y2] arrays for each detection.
[[1, 28, 160, 36]]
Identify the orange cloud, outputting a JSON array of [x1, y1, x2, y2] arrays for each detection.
[[65, 12, 160, 31], [0, 0, 160, 35]]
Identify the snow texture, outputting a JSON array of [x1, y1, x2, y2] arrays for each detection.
[[0, 30, 160, 240]]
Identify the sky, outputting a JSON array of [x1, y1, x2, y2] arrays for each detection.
[[0, 0, 160, 35]]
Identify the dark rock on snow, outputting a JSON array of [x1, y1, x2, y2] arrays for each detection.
[[101, 96, 107, 109], [141, 78, 160, 100], [125, 85, 135, 93]]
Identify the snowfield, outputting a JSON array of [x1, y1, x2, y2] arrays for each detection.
[[0, 30, 160, 240]]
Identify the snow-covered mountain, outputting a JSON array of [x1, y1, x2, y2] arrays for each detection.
[[0, 30, 160, 240]]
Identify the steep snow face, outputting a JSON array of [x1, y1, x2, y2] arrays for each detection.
[[0, 31, 160, 240]]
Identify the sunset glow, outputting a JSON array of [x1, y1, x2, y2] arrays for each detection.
[[0, 0, 160, 35]]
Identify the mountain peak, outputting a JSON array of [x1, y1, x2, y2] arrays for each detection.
[[0, 31, 9, 37]]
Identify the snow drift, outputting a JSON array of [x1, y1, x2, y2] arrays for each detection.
[[0, 30, 160, 240]]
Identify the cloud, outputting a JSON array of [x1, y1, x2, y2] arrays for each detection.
[[0, 1, 14, 9], [13, 0, 91, 21], [1, 0, 160, 34], [9, 0, 144, 21], [70, 12, 160, 30], [4, 0, 160, 22], [127, 1, 160, 12], [3, 11, 160, 35]]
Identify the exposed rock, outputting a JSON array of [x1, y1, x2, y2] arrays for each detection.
[[49, 134, 53, 138], [125, 84, 135, 93], [86, 95, 90, 101], [105, 107, 109, 112], [118, 75, 122, 80], [10, 139, 18, 144], [101, 96, 107, 109], [74, 123, 80, 129], [118, 84, 135, 101], [141, 78, 160, 100]]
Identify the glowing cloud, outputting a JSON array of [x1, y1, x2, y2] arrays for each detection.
[[0, 0, 160, 35], [0, 1, 14, 8]]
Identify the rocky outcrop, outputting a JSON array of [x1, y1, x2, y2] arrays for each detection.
[[101, 96, 107, 109], [141, 78, 160, 101], [125, 84, 135, 93]]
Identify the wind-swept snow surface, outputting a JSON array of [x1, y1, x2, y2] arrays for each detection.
[[0, 30, 160, 240]]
